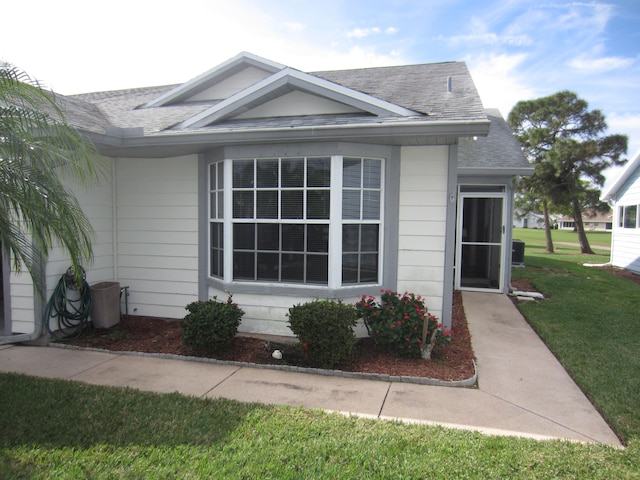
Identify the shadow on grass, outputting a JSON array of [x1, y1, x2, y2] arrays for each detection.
[[0, 373, 267, 449]]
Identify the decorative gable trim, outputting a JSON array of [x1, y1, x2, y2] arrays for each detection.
[[176, 67, 419, 129], [142, 52, 286, 108]]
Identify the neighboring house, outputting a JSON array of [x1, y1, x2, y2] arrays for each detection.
[[557, 210, 613, 231], [513, 210, 547, 229], [602, 150, 640, 275], [0, 52, 532, 341]]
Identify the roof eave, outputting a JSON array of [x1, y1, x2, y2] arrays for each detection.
[[86, 119, 491, 157]]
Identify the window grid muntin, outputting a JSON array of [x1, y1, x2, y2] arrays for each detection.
[[341, 157, 383, 284], [231, 157, 331, 285], [211, 155, 384, 287]]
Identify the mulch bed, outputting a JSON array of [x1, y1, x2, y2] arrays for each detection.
[[64, 291, 476, 382]]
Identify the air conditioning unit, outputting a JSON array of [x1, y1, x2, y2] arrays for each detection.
[[512, 240, 525, 266]]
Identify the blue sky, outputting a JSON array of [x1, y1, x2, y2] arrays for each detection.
[[3, 0, 639, 185]]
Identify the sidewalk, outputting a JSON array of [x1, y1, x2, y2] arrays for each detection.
[[0, 292, 621, 446]]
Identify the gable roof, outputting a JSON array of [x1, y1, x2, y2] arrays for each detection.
[[602, 149, 640, 201], [64, 52, 492, 157]]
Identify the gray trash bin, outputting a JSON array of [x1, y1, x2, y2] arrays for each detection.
[[91, 282, 121, 328]]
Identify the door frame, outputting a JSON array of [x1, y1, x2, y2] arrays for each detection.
[[455, 189, 507, 293]]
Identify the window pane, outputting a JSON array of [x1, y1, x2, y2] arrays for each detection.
[[360, 254, 378, 283], [282, 158, 304, 187], [234, 224, 255, 249], [363, 159, 381, 188], [233, 191, 254, 218], [342, 225, 359, 251], [211, 223, 223, 248], [233, 159, 254, 188], [282, 224, 304, 251], [343, 158, 361, 188], [624, 205, 638, 228], [257, 159, 278, 188], [217, 162, 224, 189], [342, 191, 360, 219], [342, 254, 359, 284], [306, 255, 328, 284], [257, 253, 279, 281], [307, 157, 331, 187], [281, 253, 304, 283], [210, 192, 216, 219], [211, 250, 222, 278], [281, 190, 303, 219], [363, 191, 380, 220], [257, 191, 278, 218], [257, 223, 279, 250], [209, 164, 217, 191], [361, 225, 379, 251], [307, 190, 330, 219], [307, 225, 329, 252], [234, 252, 255, 280], [217, 192, 224, 218]]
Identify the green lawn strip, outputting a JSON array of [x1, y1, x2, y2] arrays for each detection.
[[511, 229, 640, 444], [513, 228, 611, 249], [1, 374, 638, 479]]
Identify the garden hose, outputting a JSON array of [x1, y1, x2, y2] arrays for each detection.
[[44, 267, 93, 340]]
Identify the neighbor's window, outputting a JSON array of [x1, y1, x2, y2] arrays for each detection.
[[622, 205, 638, 229], [209, 156, 383, 287]]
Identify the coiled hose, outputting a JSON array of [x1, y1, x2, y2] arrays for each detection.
[[44, 268, 93, 340]]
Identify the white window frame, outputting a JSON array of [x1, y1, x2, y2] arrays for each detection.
[[208, 155, 385, 289]]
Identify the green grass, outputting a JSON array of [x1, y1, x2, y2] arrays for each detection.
[[512, 228, 640, 444], [1, 227, 638, 477], [1, 373, 638, 479]]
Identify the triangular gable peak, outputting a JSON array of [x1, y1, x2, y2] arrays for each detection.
[[175, 66, 420, 130], [142, 52, 286, 108]]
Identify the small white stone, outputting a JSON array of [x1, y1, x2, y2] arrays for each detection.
[[272, 350, 283, 360]]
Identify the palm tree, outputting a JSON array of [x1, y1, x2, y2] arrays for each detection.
[[0, 64, 104, 293]]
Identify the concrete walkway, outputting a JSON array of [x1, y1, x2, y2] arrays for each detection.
[[0, 292, 621, 446]]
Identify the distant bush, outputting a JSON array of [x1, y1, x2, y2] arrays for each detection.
[[181, 295, 244, 353], [287, 299, 359, 369]]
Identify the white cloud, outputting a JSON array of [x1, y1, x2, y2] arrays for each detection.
[[284, 22, 306, 32], [466, 53, 537, 117], [347, 27, 381, 38], [568, 55, 635, 73], [446, 32, 531, 47], [607, 113, 640, 159]]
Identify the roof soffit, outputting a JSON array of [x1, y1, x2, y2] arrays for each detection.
[[175, 68, 420, 130]]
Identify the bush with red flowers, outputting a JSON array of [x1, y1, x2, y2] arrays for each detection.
[[355, 290, 451, 358]]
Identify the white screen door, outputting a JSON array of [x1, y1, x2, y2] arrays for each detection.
[[455, 193, 506, 291]]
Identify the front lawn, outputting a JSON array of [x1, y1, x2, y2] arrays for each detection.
[[512, 228, 640, 444], [1, 373, 638, 479]]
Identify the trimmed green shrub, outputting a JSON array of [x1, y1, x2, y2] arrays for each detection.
[[287, 299, 359, 369], [181, 295, 244, 353], [355, 290, 452, 358]]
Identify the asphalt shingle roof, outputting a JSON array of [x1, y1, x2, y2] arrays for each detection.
[[67, 60, 487, 135]]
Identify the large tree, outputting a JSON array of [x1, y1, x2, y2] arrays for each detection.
[[0, 64, 104, 292], [508, 91, 627, 254]]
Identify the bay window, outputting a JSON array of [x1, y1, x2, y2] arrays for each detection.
[[208, 154, 384, 288]]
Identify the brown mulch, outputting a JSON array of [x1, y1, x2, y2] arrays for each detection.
[[63, 291, 476, 382]]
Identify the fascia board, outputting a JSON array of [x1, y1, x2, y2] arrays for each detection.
[[602, 148, 640, 200], [458, 166, 535, 176], [142, 52, 286, 108], [92, 119, 491, 153], [178, 68, 419, 129]]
